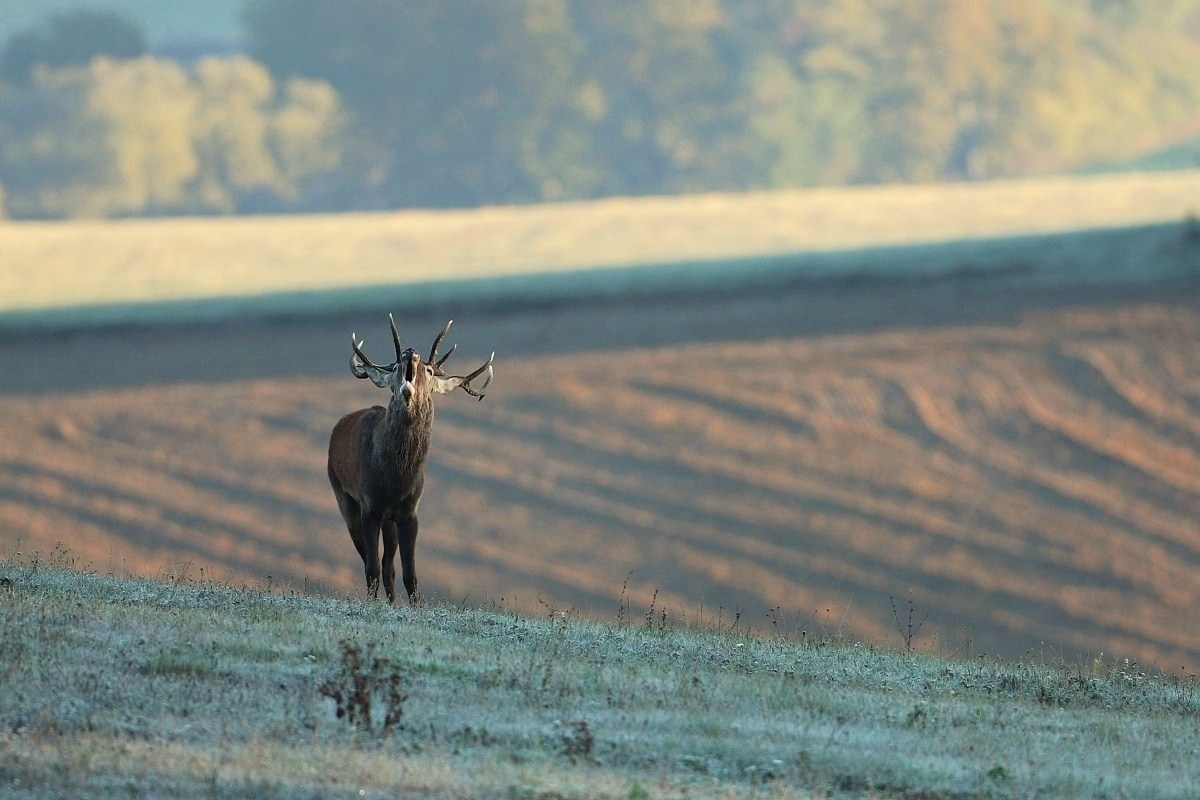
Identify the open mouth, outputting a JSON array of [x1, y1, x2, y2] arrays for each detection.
[[398, 350, 418, 400]]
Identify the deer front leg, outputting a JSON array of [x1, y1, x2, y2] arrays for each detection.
[[381, 521, 399, 604], [397, 514, 420, 603], [360, 508, 382, 598]]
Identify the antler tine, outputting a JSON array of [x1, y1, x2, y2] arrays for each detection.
[[350, 332, 378, 378], [429, 319, 453, 365], [388, 313, 403, 362], [455, 351, 495, 400], [351, 333, 370, 364]]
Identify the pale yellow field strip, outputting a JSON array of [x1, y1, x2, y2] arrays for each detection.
[[1, 170, 1197, 313]]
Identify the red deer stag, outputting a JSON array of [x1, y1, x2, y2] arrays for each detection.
[[327, 315, 493, 603]]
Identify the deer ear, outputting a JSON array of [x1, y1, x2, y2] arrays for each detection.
[[431, 375, 464, 395], [365, 366, 395, 389], [352, 356, 394, 389]]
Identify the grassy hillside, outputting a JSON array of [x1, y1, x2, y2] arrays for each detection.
[[2, 559, 1199, 799]]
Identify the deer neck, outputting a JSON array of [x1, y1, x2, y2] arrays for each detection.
[[375, 394, 434, 471]]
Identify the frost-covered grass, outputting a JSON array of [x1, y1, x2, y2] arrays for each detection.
[[2, 170, 1198, 331], [2, 557, 1199, 799]]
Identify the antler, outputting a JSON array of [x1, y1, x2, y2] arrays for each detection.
[[351, 332, 394, 379], [425, 319, 492, 399], [448, 351, 495, 400], [428, 319, 457, 367], [351, 313, 405, 379], [389, 313, 403, 363]]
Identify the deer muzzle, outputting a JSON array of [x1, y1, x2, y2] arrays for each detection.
[[399, 351, 419, 401]]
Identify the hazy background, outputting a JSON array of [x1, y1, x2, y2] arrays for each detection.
[[1, 0, 1198, 218]]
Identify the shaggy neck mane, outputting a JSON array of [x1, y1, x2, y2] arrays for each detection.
[[378, 394, 434, 471]]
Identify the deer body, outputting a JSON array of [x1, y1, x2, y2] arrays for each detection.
[[327, 316, 492, 603]]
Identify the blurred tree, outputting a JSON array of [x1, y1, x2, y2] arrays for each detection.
[[0, 63, 126, 217], [84, 57, 199, 215], [5, 1, 1200, 215], [738, 0, 881, 186], [739, 0, 1200, 184], [856, 0, 1016, 181], [246, 0, 773, 204], [0, 9, 146, 86], [1089, 0, 1200, 30], [242, 0, 1200, 204], [247, 0, 551, 207], [192, 56, 279, 211], [269, 78, 345, 203], [504, 0, 595, 201], [1011, 0, 1200, 173], [0, 56, 343, 218], [190, 56, 346, 212], [560, 0, 767, 196]]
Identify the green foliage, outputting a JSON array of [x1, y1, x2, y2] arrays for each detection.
[[0, 55, 343, 218], [2, 2, 1200, 216], [242, 0, 1200, 208], [244, 0, 593, 207]]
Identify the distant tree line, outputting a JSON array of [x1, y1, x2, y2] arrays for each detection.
[[1, 1, 1199, 218], [0, 9, 343, 218]]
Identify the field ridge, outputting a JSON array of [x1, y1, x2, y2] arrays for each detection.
[[2, 169, 1198, 331]]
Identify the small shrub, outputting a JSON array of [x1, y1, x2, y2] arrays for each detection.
[[560, 719, 594, 762], [986, 764, 1011, 785], [889, 594, 928, 654], [318, 639, 407, 735]]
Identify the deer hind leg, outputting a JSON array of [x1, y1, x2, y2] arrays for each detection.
[[381, 521, 399, 604], [397, 515, 420, 603], [334, 491, 365, 561]]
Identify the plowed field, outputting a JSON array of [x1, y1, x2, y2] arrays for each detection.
[[3, 276, 1199, 671]]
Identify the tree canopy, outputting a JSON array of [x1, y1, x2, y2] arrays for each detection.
[[240, 0, 1200, 206], [0, 54, 343, 217], [1, 1, 1198, 217], [0, 9, 146, 86]]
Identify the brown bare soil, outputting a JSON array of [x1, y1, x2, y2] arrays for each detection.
[[3, 276, 1199, 672]]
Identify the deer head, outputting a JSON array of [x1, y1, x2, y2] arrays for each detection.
[[349, 314, 493, 404]]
